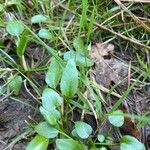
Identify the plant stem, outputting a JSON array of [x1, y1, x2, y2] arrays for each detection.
[[21, 55, 28, 71]]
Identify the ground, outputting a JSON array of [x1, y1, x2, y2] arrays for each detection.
[[0, 0, 150, 150]]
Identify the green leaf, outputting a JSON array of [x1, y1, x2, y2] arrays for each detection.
[[56, 139, 87, 150], [75, 121, 92, 139], [45, 57, 62, 88], [41, 88, 62, 109], [8, 75, 22, 95], [64, 51, 93, 67], [0, 4, 4, 12], [26, 135, 49, 150], [98, 134, 105, 142], [80, 0, 88, 29], [137, 53, 148, 70], [40, 107, 60, 125], [120, 135, 146, 150], [0, 17, 4, 27], [99, 147, 107, 150], [6, 20, 24, 36], [5, 0, 22, 6], [35, 122, 59, 139], [71, 129, 78, 137], [73, 37, 86, 55], [38, 28, 54, 40], [87, 6, 95, 42], [31, 14, 48, 24], [108, 110, 124, 127], [17, 29, 29, 56], [60, 59, 78, 99]]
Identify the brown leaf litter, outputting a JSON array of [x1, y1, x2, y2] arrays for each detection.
[[90, 42, 128, 88], [89, 42, 147, 146]]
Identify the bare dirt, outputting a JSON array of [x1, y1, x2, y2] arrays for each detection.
[[0, 82, 41, 150]]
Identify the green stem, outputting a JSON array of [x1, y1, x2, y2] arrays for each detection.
[[20, 55, 28, 71], [95, 142, 118, 146]]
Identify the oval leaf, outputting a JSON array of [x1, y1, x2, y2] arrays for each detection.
[[35, 122, 59, 139], [108, 110, 124, 127], [31, 14, 48, 24], [75, 121, 92, 139], [38, 28, 54, 40], [45, 57, 62, 88], [6, 20, 24, 36], [98, 134, 105, 142], [64, 51, 93, 67], [8, 75, 22, 95], [26, 135, 49, 150], [41, 88, 62, 109], [121, 135, 146, 150], [99, 147, 107, 150], [56, 139, 87, 150], [60, 59, 78, 99], [40, 107, 60, 126]]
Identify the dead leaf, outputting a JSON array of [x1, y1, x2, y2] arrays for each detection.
[[90, 42, 128, 88]]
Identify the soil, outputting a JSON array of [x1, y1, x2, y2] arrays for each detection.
[[0, 85, 41, 150], [0, 99, 29, 150]]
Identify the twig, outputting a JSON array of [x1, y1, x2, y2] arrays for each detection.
[[93, 21, 150, 50], [92, 80, 122, 98], [114, 0, 150, 31], [24, 79, 40, 102], [0, 92, 13, 103]]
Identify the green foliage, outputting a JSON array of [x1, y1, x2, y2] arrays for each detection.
[[73, 37, 86, 55], [74, 121, 93, 139], [40, 107, 60, 126], [137, 53, 150, 77], [0, 4, 4, 12], [108, 110, 124, 127], [45, 57, 62, 88], [17, 29, 29, 57], [31, 14, 48, 24], [2, 2, 149, 150], [99, 147, 107, 150], [120, 135, 146, 150], [26, 135, 49, 150], [80, 0, 88, 30], [38, 28, 54, 40], [35, 122, 59, 139], [6, 20, 24, 37], [41, 88, 62, 109], [98, 134, 105, 142], [8, 75, 22, 95], [60, 59, 78, 99], [40, 87, 61, 125], [64, 51, 93, 67], [56, 139, 87, 150]]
